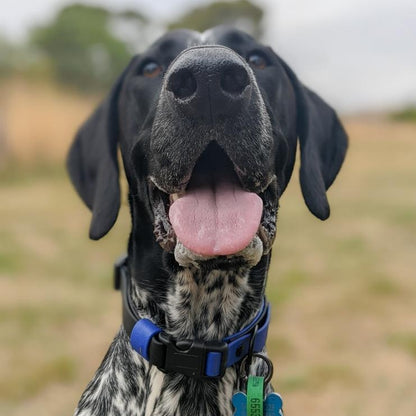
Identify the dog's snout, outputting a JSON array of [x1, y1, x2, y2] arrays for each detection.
[[164, 46, 252, 121]]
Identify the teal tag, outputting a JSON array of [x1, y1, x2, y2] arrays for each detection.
[[232, 392, 247, 416], [264, 392, 283, 416]]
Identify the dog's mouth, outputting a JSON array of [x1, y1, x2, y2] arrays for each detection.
[[149, 142, 278, 264]]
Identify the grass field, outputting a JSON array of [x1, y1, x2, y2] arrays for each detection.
[[0, 78, 99, 164], [1, 81, 416, 415]]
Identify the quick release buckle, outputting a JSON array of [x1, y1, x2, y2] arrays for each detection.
[[148, 332, 229, 378], [115, 255, 271, 379], [129, 303, 270, 379]]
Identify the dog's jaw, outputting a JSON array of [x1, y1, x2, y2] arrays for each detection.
[[146, 137, 279, 268], [173, 237, 264, 268], [149, 172, 278, 268]]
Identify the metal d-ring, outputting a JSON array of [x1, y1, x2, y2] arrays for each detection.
[[245, 324, 258, 375], [239, 353, 274, 385]]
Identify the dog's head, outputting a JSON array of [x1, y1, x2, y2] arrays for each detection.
[[67, 26, 347, 269]]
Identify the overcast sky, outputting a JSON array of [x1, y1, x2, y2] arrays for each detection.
[[2, 0, 416, 113]]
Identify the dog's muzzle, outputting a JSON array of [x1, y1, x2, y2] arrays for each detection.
[[134, 46, 278, 261]]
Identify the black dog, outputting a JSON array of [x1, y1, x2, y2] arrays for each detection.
[[68, 26, 347, 416]]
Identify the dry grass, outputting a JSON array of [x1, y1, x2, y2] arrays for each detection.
[[0, 78, 100, 164], [1, 81, 416, 415]]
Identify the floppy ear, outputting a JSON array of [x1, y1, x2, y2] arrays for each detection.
[[279, 59, 348, 220], [67, 67, 128, 240]]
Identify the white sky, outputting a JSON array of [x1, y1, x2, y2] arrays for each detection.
[[2, 0, 416, 113]]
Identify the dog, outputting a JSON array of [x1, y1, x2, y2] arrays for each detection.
[[67, 26, 347, 416]]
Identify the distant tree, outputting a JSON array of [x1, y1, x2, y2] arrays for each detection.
[[110, 9, 158, 54], [0, 36, 35, 77], [390, 106, 416, 123], [169, 0, 264, 39], [0, 35, 14, 76], [0, 34, 52, 80], [30, 4, 149, 92]]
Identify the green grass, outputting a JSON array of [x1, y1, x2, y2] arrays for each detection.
[[387, 333, 416, 360], [366, 275, 401, 297], [0, 355, 77, 401], [0, 247, 21, 273], [266, 335, 295, 358], [0, 302, 97, 333], [279, 364, 360, 392], [0, 160, 66, 185], [266, 268, 309, 306]]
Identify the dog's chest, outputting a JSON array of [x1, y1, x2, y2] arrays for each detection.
[[75, 266, 258, 416]]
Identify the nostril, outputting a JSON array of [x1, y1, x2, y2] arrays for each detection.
[[220, 65, 249, 96], [167, 68, 197, 100]]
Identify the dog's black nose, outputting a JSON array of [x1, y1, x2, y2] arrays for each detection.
[[165, 46, 252, 122], [167, 68, 197, 100]]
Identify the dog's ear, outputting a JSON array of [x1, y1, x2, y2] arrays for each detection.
[[279, 58, 348, 220], [67, 62, 132, 240]]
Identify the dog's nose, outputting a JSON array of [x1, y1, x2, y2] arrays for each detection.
[[167, 62, 248, 99], [165, 46, 252, 122]]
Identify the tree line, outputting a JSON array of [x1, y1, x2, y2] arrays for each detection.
[[0, 1, 264, 93]]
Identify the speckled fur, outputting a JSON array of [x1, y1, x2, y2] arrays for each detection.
[[74, 263, 271, 416]]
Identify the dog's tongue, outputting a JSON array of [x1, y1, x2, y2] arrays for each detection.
[[169, 173, 263, 256]]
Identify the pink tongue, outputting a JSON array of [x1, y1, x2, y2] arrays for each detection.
[[169, 179, 263, 256]]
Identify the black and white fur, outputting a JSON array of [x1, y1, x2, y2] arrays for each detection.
[[67, 26, 348, 416]]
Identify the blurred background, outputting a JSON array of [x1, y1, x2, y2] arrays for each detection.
[[0, 1, 415, 415]]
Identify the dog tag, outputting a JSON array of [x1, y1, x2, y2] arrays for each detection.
[[264, 392, 283, 416], [232, 391, 283, 416], [233, 354, 283, 416], [232, 391, 248, 416], [247, 376, 264, 416], [232, 375, 264, 416]]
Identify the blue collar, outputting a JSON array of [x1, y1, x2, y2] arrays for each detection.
[[114, 255, 271, 379]]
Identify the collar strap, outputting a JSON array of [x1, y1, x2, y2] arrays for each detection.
[[114, 255, 271, 379]]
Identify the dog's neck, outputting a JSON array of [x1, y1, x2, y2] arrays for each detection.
[[128, 253, 270, 341]]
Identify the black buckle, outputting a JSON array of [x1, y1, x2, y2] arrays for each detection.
[[148, 332, 228, 378]]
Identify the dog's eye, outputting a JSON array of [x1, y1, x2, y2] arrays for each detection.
[[247, 53, 268, 70], [142, 61, 162, 78]]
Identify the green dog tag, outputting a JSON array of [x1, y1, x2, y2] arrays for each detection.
[[246, 376, 264, 416]]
